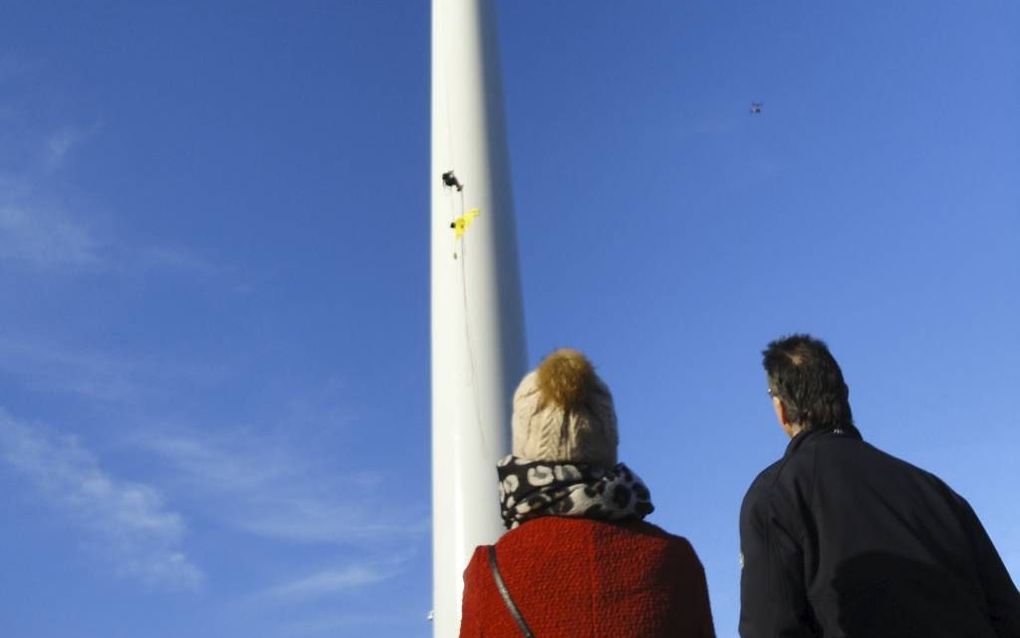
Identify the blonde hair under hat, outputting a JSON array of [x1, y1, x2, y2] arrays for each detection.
[[511, 349, 618, 467]]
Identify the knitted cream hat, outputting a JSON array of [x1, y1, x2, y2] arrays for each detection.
[[511, 349, 618, 467]]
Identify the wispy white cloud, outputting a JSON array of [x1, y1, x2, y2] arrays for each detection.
[[137, 431, 428, 545], [41, 124, 104, 172], [0, 113, 219, 278], [274, 608, 425, 638], [45, 129, 78, 166], [0, 338, 137, 401], [259, 558, 405, 604], [0, 409, 203, 590], [0, 336, 229, 404], [243, 555, 419, 638], [0, 194, 221, 279], [0, 203, 104, 270]]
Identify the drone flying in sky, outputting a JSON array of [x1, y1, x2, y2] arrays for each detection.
[[750, 102, 763, 114]]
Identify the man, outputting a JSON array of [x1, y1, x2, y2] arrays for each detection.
[[739, 334, 1020, 637]]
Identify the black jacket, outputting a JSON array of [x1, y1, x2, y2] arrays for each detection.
[[739, 428, 1020, 638]]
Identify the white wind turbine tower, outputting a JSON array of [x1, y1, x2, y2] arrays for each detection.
[[430, 0, 527, 636]]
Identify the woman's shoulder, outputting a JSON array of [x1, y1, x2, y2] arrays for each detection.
[[623, 520, 703, 558], [495, 517, 700, 558]]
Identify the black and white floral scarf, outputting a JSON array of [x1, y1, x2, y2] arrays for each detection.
[[497, 455, 655, 530]]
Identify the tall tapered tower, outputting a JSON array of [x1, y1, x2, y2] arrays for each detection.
[[430, 0, 527, 635]]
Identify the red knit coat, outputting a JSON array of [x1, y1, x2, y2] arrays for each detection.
[[459, 517, 715, 638]]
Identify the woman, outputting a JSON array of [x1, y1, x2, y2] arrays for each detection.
[[460, 349, 715, 637]]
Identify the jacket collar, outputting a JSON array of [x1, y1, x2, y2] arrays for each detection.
[[784, 425, 862, 458]]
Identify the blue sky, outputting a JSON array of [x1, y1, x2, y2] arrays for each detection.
[[0, 1, 1016, 637]]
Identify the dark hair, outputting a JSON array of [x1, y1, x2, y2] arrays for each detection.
[[762, 334, 856, 432]]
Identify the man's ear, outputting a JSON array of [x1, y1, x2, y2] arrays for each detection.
[[773, 396, 796, 437], [772, 395, 785, 424]]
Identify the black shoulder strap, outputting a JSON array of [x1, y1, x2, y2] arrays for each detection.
[[487, 545, 536, 638]]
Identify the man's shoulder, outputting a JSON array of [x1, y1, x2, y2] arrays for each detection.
[[819, 435, 954, 490], [741, 440, 827, 518], [794, 434, 970, 520], [748, 458, 785, 490], [740, 458, 785, 514]]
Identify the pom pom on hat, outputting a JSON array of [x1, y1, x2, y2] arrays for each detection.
[[512, 349, 618, 467], [536, 348, 596, 411]]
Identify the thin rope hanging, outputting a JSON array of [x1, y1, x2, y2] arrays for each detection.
[[439, 171, 488, 453], [437, 28, 488, 453]]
